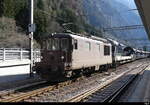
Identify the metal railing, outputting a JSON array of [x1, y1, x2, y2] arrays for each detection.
[[33, 50, 41, 63], [0, 48, 41, 63]]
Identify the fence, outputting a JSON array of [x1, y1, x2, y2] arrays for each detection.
[[0, 48, 41, 63]]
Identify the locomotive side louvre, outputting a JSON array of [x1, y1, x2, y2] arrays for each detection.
[[70, 35, 112, 70]]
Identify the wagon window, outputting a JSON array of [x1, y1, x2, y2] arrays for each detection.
[[104, 45, 110, 56], [117, 45, 123, 54]]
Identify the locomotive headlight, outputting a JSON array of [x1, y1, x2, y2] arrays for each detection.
[[65, 63, 71, 67], [41, 56, 43, 61], [61, 56, 64, 60]]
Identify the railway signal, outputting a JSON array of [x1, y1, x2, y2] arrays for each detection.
[[28, 24, 36, 33]]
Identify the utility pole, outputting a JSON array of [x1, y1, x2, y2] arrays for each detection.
[[29, 0, 34, 77]]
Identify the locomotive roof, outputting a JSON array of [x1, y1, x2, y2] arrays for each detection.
[[49, 33, 110, 44], [107, 38, 119, 46], [48, 33, 150, 54]]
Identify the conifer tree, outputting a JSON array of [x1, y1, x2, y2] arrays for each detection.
[[3, 0, 15, 18], [0, 0, 4, 16]]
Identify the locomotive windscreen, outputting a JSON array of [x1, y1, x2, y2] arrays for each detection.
[[61, 38, 69, 51], [47, 38, 69, 51], [47, 38, 60, 50]]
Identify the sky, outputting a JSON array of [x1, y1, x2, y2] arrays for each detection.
[[115, 0, 139, 15], [115, 0, 137, 9], [115, 0, 149, 47]]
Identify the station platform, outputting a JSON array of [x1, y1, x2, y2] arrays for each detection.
[[0, 60, 31, 84], [119, 65, 150, 102]]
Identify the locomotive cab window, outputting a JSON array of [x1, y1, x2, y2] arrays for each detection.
[[61, 38, 69, 51], [104, 45, 110, 56], [47, 38, 60, 51]]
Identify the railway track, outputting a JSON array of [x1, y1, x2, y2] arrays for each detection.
[[0, 80, 47, 97], [0, 59, 149, 102], [87, 69, 146, 102], [66, 63, 147, 102], [66, 63, 149, 102], [0, 77, 80, 102]]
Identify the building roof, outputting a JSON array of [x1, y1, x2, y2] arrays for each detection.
[[135, 0, 150, 39]]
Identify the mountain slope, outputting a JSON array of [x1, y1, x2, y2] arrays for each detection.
[[83, 0, 149, 49]]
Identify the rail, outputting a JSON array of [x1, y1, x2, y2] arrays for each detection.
[[65, 63, 149, 102], [0, 61, 148, 102], [0, 48, 41, 63]]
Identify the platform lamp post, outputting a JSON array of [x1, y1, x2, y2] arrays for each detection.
[[29, 0, 35, 77]]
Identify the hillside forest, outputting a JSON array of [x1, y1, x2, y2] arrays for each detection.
[[0, 0, 102, 48]]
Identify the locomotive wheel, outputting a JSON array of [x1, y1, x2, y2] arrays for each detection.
[[83, 68, 95, 77], [100, 65, 108, 72], [73, 70, 82, 77], [104, 65, 109, 72], [112, 63, 117, 68], [65, 71, 73, 78]]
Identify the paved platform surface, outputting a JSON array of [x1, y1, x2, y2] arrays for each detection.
[[119, 65, 150, 102], [0, 60, 31, 84], [0, 74, 41, 91]]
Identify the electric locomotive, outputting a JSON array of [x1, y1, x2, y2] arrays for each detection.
[[34, 33, 112, 80]]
